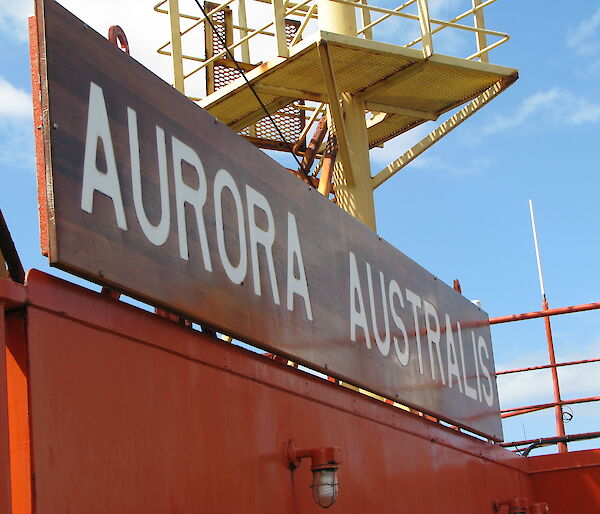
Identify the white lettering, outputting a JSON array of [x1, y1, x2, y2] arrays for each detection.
[[214, 168, 247, 284], [458, 322, 478, 400], [478, 335, 494, 406], [388, 280, 409, 366], [349, 252, 371, 348], [445, 315, 463, 392], [366, 264, 390, 356], [172, 136, 212, 271], [472, 332, 482, 402], [286, 212, 312, 320], [81, 82, 127, 230], [246, 185, 279, 304], [128, 107, 169, 246], [405, 289, 424, 374], [424, 300, 446, 385]]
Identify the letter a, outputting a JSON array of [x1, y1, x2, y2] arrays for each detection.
[[286, 212, 313, 321], [349, 252, 371, 349], [81, 82, 127, 230]]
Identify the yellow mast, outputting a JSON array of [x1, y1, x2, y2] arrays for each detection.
[[153, 0, 517, 232]]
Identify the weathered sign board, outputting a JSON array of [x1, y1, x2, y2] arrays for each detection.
[[32, 0, 503, 439]]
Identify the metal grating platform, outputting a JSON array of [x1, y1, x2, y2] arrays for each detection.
[[199, 31, 518, 148]]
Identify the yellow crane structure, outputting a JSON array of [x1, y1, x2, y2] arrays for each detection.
[[154, 0, 517, 230]]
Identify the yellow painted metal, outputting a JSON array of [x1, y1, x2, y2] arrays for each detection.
[[359, 0, 373, 40], [237, 0, 251, 62], [154, 0, 510, 95], [168, 0, 185, 93], [334, 93, 376, 230], [199, 32, 516, 146], [357, 0, 416, 37], [332, 0, 508, 59], [272, 0, 289, 57], [472, 0, 489, 63], [317, 41, 354, 185], [154, 0, 516, 231], [291, 3, 317, 46], [405, 0, 502, 57], [371, 76, 516, 189], [416, 0, 432, 57], [317, 0, 376, 230], [318, 0, 357, 35], [183, 0, 314, 80]]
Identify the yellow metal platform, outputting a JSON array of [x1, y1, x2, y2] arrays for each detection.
[[199, 31, 518, 148]]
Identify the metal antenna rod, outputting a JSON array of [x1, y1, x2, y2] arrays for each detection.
[[528, 199, 567, 453], [529, 199, 546, 299]]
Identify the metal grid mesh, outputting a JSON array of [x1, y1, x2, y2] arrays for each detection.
[[242, 103, 304, 142], [240, 20, 304, 148], [202, 35, 515, 148], [205, 9, 304, 148], [206, 6, 244, 92]]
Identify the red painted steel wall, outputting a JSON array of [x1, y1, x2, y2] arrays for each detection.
[[0, 272, 549, 513], [528, 450, 600, 513], [0, 300, 11, 514]]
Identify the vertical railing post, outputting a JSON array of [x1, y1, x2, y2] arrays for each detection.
[[359, 0, 373, 40], [529, 200, 568, 453], [237, 0, 251, 63], [542, 298, 568, 453], [272, 0, 289, 57], [168, 0, 185, 93], [416, 0, 433, 57], [472, 0, 489, 63]]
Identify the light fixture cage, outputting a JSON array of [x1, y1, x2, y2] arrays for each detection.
[[310, 467, 339, 509]]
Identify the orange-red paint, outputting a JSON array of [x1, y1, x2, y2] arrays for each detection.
[[0, 270, 597, 513], [28, 16, 49, 258], [0, 305, 11, 514], [529, 450, 600, 514], [5, 311, 31, 514]]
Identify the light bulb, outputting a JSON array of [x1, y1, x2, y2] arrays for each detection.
[[312, 468, 339, 508]]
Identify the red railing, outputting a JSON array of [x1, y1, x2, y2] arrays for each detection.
[[490, 301, 600, 453]]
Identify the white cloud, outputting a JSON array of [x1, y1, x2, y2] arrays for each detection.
[[567, 7, 600, 55], [0, 75, 34, 171], [411, 154, 490, 177], [0, 77, 33, 172], [0, 77, 32, 119], [483, 87, 600, 135], [498, 363, 600, 411], [0, 118, 34, 172], [497, 339, 600, 409], [56, 1, 173, 83], [0, 1, 32, 42], [53, 1, 278, 98]]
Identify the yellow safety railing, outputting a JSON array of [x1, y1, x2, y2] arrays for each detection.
[[153, 0, 509, 98]]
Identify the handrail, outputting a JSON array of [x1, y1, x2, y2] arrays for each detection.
[[494, 299, 600, 451], [490, 301, 600, 324], [331, 0, 509, 39], [501, 396, 600, 419], [183, 0, 314, 80], [405, 0, 497, 47], [154, 0, 511, 94], [501, 431, 600, 450], [357, 0, 417, 36], [496, 357, 600, 375]]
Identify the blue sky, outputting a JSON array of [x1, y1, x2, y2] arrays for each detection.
[[0, 0, 598, 452]]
